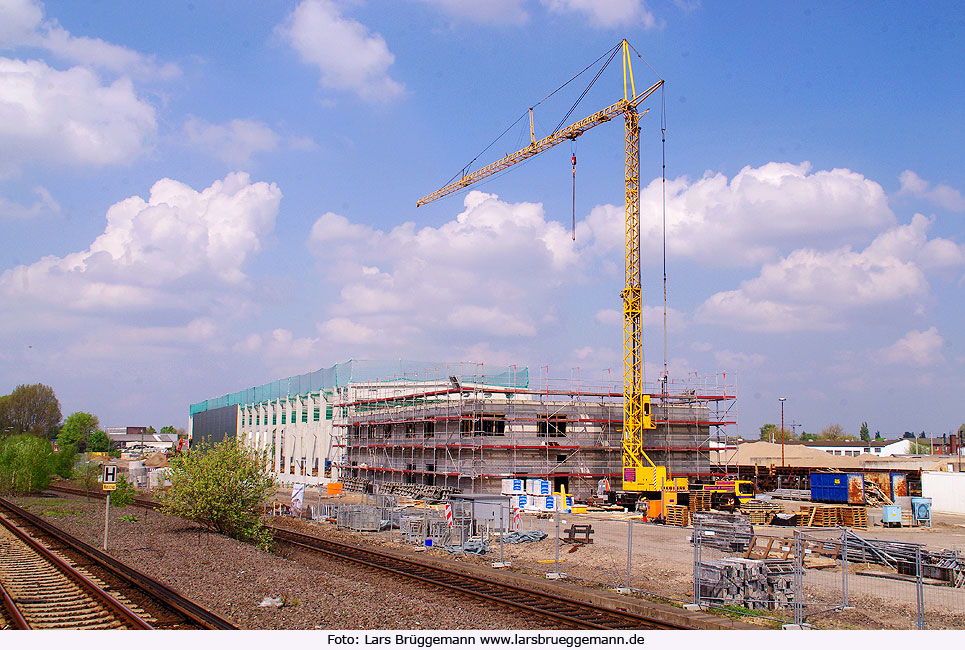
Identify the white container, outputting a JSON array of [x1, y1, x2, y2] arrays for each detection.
[[511, 494, 529, 510], [527, 479, 551, 496], [501, 478, 525, 494]]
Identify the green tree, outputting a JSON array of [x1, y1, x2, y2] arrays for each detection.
[[87, 430, 113, 453], [145, 426, 157, 436], [58, 412, 100, 451], [160, 425, 177, 435], [0, 434, 57, 493], [0, 384, 61, 438], [77, 461, 101, 492], [759, 423, 778, 441], [875, 430, 884, 440], [819, 423, 855, 441], [859, 421, 871, 442], [54, 444, 78, 479], [160, 437, 275, 550]]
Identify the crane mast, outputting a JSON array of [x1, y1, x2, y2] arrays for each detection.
[[417, 41, 675, 497]]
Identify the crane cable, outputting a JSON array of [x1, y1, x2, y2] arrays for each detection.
[[440, 43, 622, 190], [661, 84, 668, 396]]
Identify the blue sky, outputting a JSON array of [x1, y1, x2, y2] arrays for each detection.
[[1, 0, 963, 439]]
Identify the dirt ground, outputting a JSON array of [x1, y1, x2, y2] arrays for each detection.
[[284, 487, 965, 630]]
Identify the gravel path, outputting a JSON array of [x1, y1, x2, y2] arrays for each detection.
[[11, 494, 555, 630]]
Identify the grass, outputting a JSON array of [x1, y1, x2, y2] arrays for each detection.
[[120, 515, 138, 522], [707, 603, 789, 629], [17, 497, 86, 518]]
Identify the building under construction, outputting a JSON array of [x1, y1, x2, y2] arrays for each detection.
[[188, 360, 737, 498]]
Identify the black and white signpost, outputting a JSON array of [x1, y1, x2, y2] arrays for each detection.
[[102, 465, 117, 550]]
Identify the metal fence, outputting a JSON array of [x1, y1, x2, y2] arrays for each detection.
[[693, 524, 965, 629]]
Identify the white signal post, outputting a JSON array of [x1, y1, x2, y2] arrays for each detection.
[[102, 465, 117, 550]]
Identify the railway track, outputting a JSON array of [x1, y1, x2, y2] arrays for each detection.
[[271, 526, 691, 629], [46, 485, 692, 629], [0, 496, 235, 630]]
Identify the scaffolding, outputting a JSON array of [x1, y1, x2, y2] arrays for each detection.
[[331, 365, 737, 500]]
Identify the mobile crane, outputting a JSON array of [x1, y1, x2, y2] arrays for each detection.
[[417, 41, 748, 512]]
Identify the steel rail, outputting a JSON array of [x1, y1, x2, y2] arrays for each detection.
[[0, 507, 152, 629], [0, 577, 30, 630], [0, 496, 236, 630], [45, 486, 692, 629], [272, 525, 689, 630]]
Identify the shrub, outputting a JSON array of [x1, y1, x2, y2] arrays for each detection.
[[54, 444, 78, 479], [0, 434, 57, 493], [160, 437, 275, 550], [110, 474, 136, 508], [76, 461, 102, 492]]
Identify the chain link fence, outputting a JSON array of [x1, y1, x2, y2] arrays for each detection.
[[693, 523, 965, 629]]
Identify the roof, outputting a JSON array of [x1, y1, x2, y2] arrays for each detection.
[[105, 432, 177, 443], [802, 439, 900, 449], [715, 440, 948, 472]]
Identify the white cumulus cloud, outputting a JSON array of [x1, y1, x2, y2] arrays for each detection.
[[308, 190, 576, 352], [184, 117, 283, 167], [0, 172, 281, 331], [879, 327, 944, 367], [541, 0, 659, 29], [0, 57, 156, 173], [413, 0, 529, 24], [695, 214, 962, 332], [0, 0, 179, 80], [580, 162, 896, 267], [278, 0, 404, 103], [898, 170, 965, 212], [0, 185, 59, 219]]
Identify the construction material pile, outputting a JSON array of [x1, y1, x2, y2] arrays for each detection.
[[375, 482, 460, 501], [739, 499, 783, 525], [697, 558, 794, 610], [692, 511, 754, 552]]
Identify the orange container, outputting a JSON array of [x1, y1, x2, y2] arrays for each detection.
[[647, 499, 662, 519], [326, 482, 343, 496]]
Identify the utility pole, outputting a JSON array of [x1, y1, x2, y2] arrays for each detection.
[[779, 398, 787, 468]]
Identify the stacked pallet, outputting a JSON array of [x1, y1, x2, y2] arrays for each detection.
[[739, 499, 782, 525], [665, 504, 691, 527], [688, 490, 712, 513], [692, 512, 754, 552], [798, 505, 868, 528], [697, 558, 795, 610]]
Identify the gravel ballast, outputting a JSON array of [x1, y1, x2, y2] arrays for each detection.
[[12, 494, 554, 630]]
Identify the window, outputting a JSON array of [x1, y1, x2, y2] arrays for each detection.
[[272, 413, 277, 425], [326, 405, 333, 420], [480, 413, 506, 435], [314, 406, 320, 422], [864, 448, 871, 453], [301, 408, 308, 423], [424, 421, 434, 438], [460, 417, 474, 435], [405, 422, 416, 438], [537, 415, 567, 437]]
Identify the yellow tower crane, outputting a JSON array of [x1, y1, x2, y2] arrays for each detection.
[[418, 41, 686, 500]]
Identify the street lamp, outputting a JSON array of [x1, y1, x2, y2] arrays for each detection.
[[779, 397, 787, 468]]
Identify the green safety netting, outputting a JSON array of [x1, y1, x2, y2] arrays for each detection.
[[189, 359, 529, 416]]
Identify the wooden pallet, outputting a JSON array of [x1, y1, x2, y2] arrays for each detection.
[[666, 504, 691, 527], [689, 490, 712, 513], [840, 506, 868, 528], [740, 500, 782, 525]]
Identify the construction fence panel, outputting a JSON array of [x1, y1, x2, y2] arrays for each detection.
[[691, 523, 795, 623], [792, 528, 965, 629]]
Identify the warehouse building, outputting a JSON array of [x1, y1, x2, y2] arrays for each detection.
[[189, 360, 737, 497]]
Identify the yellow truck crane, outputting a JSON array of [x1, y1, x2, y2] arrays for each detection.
[[418, 41, 737, 511]]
